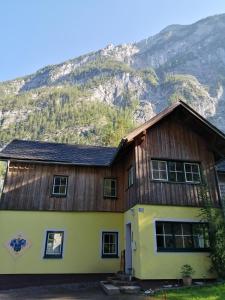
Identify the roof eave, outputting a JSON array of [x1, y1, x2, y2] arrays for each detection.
[[124, 101, 225, 143], [0, 157, 111, 168]]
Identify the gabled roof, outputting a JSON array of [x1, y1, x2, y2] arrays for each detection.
[[124, 101, 182, 142], [114, 101, 225, 163], [124, 101, 225, 143], [0, 139, 117, 167], [1, 101, 225, 166]]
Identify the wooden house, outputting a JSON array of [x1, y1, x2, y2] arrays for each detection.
[[0, 101, 225, 285]]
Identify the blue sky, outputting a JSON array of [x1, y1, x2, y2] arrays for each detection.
[[0, 0, 224, 81]]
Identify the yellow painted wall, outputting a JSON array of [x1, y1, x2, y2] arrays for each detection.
[[0, 206, 215, 279], [0, 211, 124, 274], [125, 205, 215, 280]]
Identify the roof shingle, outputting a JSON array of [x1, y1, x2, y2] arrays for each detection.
[[0, 139, 117, 166], [2, 102, 225, 167]]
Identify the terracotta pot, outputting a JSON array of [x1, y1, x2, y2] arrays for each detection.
[[182, 276, 192, 286]]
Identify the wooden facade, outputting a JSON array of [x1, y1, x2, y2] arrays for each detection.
[[131, 115, 220, 208], [0, 161, 125, 212], [0, 103, 223, 212]]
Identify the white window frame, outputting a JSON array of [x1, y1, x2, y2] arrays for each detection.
[[151, 160, 168, 181], [156, 223, 173, 249], [103, 178, 117, 198], [173, 223, 193, 249], [168, 161, 185, 182], [128, 166, 134, 188], [151, 160, 201, 184], [52, 175, 68, 196], [101, 231, 119, 258], [184, 163, 201, 183], [43, 230, 65, 259], [154, 219, 209, 253], [192, 225, 206, 249]]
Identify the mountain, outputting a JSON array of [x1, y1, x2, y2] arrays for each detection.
[[1, 13, 225, 148]]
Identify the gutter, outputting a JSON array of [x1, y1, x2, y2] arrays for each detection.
[[0, 157, 111, 168]]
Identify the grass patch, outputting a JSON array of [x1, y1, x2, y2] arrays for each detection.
[[154, 283, 225, 300]]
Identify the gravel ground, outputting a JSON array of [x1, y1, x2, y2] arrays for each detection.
[[0, 285, 147, 300]]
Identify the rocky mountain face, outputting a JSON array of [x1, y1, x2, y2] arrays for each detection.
[[0, 14, 225, 148]]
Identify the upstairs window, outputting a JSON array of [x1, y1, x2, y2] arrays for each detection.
[[151, 160, 168, 181], [52, 176, 68, 197], [185, 163, 201, 183], [102, 232, 118, 258], [44, 231, 64, 258], [128, 166, 134, 188], [151, 160, 201, 184], [156, 221, 209, 252], [168, 161, 185, 182], [104, 178, 117, 198]]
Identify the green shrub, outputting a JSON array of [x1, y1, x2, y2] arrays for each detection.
[[199, 185, 225, 278], [181, 264, 195, 278]]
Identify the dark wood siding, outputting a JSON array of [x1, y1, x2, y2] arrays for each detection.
[[134, 116, 220, 207], [123, 147, 136, 210], [0, 161, 125, 212], [0, 115, 221, 211]]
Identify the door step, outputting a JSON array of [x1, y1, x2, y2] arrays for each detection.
[[100, 281, 120, 295], [100, 273, 141, 295], [111, 279, 138, 286], [107, 277, 138, 286], [120, 285, 141, 294]]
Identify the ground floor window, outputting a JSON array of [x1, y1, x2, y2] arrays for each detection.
[[155, 221, 209, 252], [44, 231, 64, 258], [102, 231, 118, 258]]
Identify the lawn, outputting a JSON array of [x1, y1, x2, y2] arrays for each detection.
[[154, 283, 225, 300]]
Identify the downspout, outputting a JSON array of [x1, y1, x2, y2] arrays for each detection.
[[215, 166, 225, 219]]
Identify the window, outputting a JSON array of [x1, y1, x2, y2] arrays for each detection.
[[156, 221, 209, 252], [151, 160, 201, 184], [52, 176, 68, 197], [44, 231, 64, 258], [104, 178, 117, 198], [151, 160, 168, 181], [185, 163, 201, 183], [168, 161, 185, 182], [128, 166, 134, 188], [102, 232, 118, 258]]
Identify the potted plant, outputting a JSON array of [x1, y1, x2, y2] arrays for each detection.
[[181, 264, 195, 286]]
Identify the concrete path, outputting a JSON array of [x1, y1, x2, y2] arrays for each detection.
[[0, 285, 149, 300]]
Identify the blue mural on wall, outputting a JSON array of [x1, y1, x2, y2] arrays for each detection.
[[10, 237, 27, 252], [5, 233, 31, 258]]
